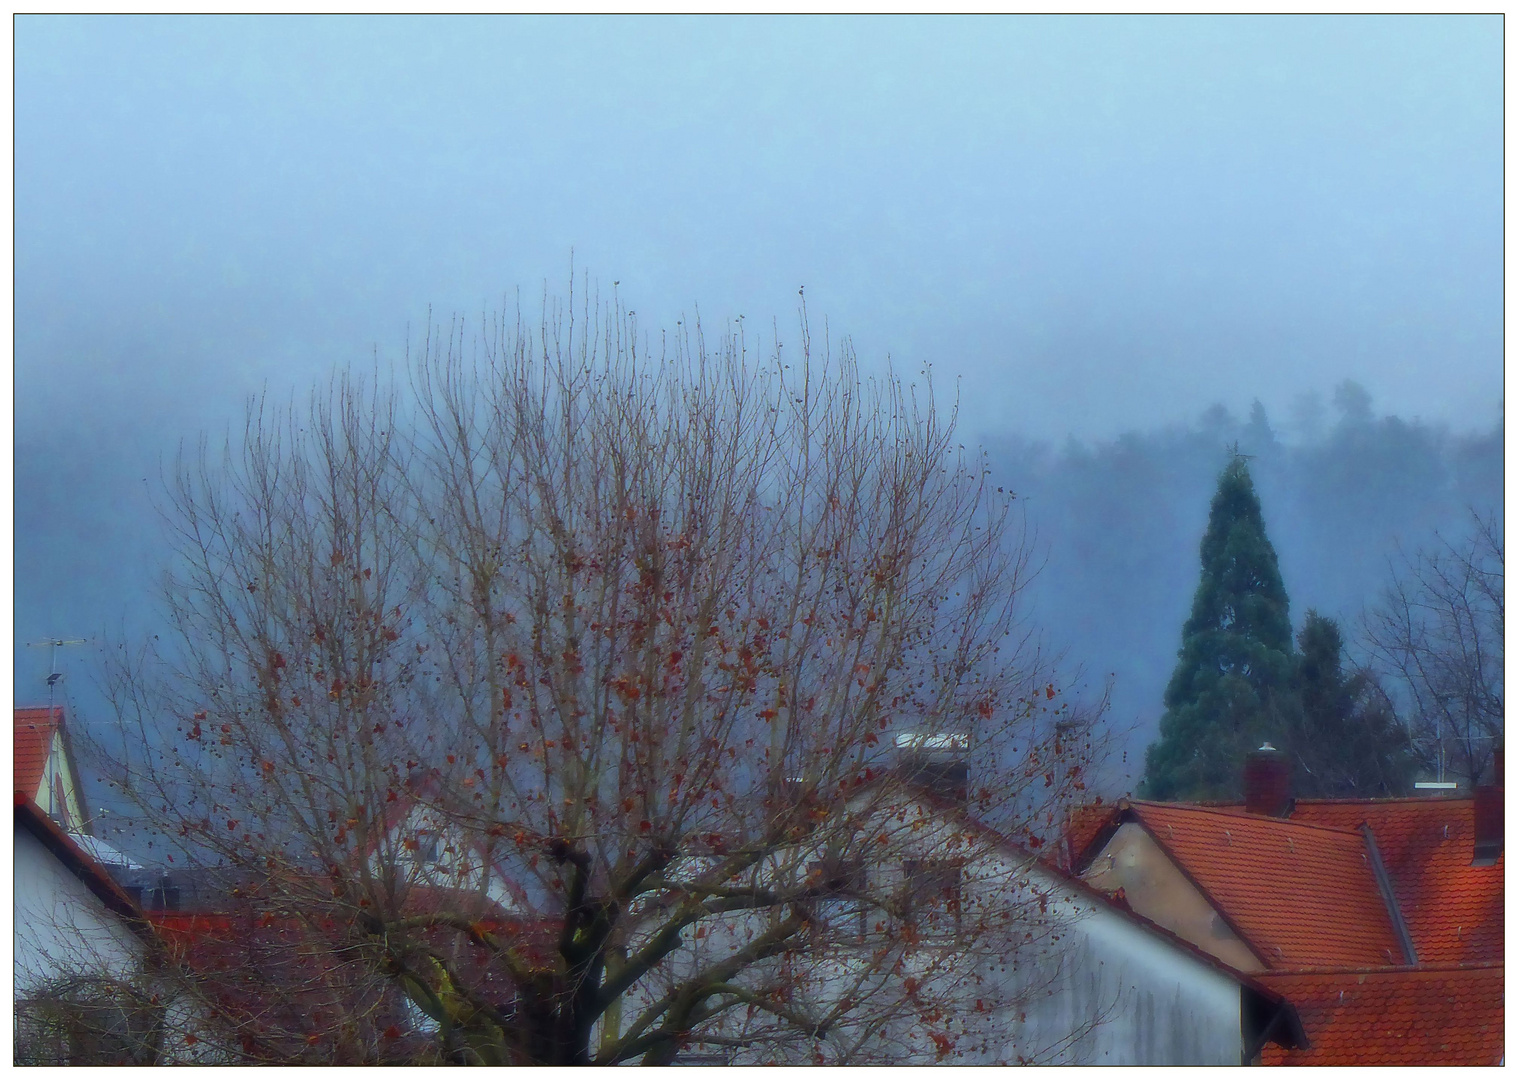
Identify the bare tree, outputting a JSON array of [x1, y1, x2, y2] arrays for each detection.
[[103, 288, 1103, 1064], [1363, 510, 1503, 785]]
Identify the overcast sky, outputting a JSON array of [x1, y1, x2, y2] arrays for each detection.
[[13, 15, 1502, 710]]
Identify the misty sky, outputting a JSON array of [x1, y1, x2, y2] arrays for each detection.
[[13, 16, 1503, 723]]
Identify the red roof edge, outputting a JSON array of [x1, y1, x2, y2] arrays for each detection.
[[15, 792, 157, 948], [1258, 960, 1502, 977]]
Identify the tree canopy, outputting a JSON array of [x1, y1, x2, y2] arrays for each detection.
[[102, 294, 1101, 1064], [1284, 610, 1414, 797], [1142, 455, 1295, 800], [1363, 512, 1503, 786]]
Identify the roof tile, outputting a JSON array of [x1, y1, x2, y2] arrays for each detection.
[[1124, 801, 1406, 969], [14, 706, 61, 801], [1257, 964, 1503, 1066], [1288, 798, 1503, 965]]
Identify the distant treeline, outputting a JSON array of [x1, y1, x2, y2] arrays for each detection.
[[984, 385, 1502, 793]]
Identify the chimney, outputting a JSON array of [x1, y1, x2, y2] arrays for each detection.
[[1243, 743, 1292, 817], [895, 732, 970, 804], [1473, 748, 1503, 866]]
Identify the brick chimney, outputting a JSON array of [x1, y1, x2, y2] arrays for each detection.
[[1472, 748, 1503, 866], [1243, 742, 1292, 817]]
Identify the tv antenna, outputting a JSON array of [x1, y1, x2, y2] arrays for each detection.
[[27, 637, 89, 712]]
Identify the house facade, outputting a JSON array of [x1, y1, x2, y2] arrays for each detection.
[[1063, 745, 1505, 1065], [601, 787, 1303, 1065], [14, 794, 162, 1064]]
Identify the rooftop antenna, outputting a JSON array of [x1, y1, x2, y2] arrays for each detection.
[[27, 637, 89, 713]]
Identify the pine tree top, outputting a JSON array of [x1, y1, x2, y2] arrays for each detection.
[[1143, 454, 1296, 800], [1178, 455, 1292, 657]]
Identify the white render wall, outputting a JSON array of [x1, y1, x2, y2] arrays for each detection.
[[876, 810, 1246, 1065], [602, 813, 1246, 1066], [985, 871, 1244, 1065], [14, 823, 146, 997], [866, 850, 1245, 1066]]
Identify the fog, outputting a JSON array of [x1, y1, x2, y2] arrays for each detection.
[[14, 16, 1502, 808]]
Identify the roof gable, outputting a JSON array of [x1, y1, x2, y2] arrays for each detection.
[[15, 706, 89, 833], [1082, 819, 1265, 972], [1120, 801, 1406, 969]]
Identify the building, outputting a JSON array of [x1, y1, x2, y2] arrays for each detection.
[[1063, 745, 1504, 1065], [14, 793, 162, 1064], [841, 787, 1307, 1065], [13, 709, 1306, 1065]]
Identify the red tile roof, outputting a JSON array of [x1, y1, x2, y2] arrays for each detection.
[[1121, 801, 1407, 969], [15, 706, 61, 800], [1256, 963, 1503, 1066], [1286, 797, 1503, 965]]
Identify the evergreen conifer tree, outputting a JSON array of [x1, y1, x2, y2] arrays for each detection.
[[1285, 611, 1414, 796], [1142, 455, 1295, 799]]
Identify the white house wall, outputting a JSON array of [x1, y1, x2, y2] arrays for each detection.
[[988, 876, 1243, 1065], [866, 850, 1244, 1065], [598, 799, 1248, 1065], [14, 823, 146, 997]]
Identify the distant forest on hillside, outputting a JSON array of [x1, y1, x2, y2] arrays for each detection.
[[13, 379, 1503, 811], [981, 384, 1502, 793]]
